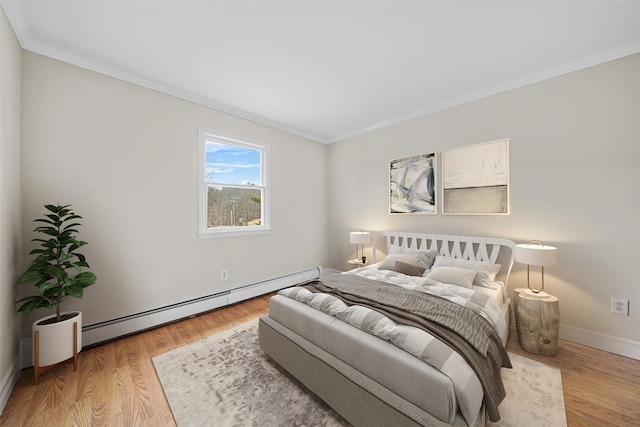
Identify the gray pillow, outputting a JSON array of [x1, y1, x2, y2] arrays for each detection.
[[393, 261, 427, 277], [378, 254, 425, 271], [388, 244, 438, 269]]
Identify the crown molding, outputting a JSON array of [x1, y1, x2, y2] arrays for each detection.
[[4, 0, 638, 146], [329, 41, 640, 144], [1, 0, 329, 144]]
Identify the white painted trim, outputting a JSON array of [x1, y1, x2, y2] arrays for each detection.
[[228, 268, 319, 304], [2, 0, 324, 142], [16, 38, 326, 143], [328, 41, 640, 144], [0, 356, 20, 415], [18, 268, 320, 369], [560, 323, 640, 361], [197, 227, 273, 239], [197, 127, 272, 238], [0, 0, 28, 47], [4, 0, 637, 145]]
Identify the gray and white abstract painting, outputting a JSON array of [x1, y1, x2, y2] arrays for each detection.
[[390, 153, 436, 214], [442, 139, 509, 214]]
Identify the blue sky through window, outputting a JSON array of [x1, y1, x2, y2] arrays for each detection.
[[205, 140, 261, 185]]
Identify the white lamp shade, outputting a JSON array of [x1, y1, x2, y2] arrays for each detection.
[[515, 243, 558, 266], [350, 231, 371, 244]]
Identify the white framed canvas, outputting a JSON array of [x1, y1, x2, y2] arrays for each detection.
[[442, 139, 509, 215], [390, 152, 436, 214]]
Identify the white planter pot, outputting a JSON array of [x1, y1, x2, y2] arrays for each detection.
[[32, 311, 82, 367]]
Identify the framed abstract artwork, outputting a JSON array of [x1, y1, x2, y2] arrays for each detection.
[[390, 153, 436, 214], [442, 139, 509, 215]]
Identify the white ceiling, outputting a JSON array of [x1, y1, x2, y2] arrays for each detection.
[[3, 1, 639, 143]]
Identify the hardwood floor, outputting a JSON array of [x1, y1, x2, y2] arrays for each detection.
[[2, 294, 639, 426]]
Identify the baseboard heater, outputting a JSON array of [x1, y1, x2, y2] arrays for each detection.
[[19, 268, 319, 369]]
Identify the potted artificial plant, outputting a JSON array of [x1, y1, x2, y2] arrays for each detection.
[[16, 204, 97, 383]]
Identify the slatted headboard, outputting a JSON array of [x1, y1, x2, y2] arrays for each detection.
[[371, 231, 516, 288]]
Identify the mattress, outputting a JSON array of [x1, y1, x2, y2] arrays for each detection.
[[267, 267, 512, 426], [259, 315, 484, 426], [268, 294, 460, 424]]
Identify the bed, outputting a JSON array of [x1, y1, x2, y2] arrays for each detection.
[[258, 231, 516, 427]]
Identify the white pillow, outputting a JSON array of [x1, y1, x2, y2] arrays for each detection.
[[426, 266, 477, 289], [432, 256, 501, 289], [388, 244, 438, 269]]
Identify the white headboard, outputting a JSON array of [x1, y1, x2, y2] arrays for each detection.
[[371, 231, 516, 287]]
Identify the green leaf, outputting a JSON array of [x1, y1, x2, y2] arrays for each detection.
[[58, 207, 72, 217], [34, 227, 58, 237], [69, 241, 88, 252], [32, 238, 57, 248], [15, 297, 49, 317], [38, 281, 61, 292], [62, 222, 82, 231], [74, 271, 97, 286], [47, 265, 68, 282], [42, 286, 64, 298], [33, 218, 57, 226], [65, 284, 84, 298], [44, 204, 62, 213], [17, 270, 47, 284]]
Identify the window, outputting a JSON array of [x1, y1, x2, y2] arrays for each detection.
[[198, 127, 271, 238]]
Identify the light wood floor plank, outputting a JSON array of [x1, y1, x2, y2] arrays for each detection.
[[2, 294, 639, 426]]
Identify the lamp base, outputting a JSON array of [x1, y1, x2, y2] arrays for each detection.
[[524, 289, 549, 298]]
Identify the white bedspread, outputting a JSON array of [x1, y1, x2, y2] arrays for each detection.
[[280, 270, 509, 426], [344, 266, 508, 341]]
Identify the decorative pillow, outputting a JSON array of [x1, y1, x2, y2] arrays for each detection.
[[388, 244, 438, 269], [378, 254, 425, 271], [393, 261, 427, 277], [432, 256, 501, 289], [426, 266, 477, 289]]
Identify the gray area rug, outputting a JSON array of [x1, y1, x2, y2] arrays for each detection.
[[153, 319, 566, 427]]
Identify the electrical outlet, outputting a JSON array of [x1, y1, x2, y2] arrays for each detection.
[[221, 270, 228, 281], [611, 297, 629, 316]]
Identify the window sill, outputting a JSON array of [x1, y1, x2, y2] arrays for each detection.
[[198, 227, 273, 239]]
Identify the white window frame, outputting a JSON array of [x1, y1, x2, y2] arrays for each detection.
[[198, 127, 271, 238]]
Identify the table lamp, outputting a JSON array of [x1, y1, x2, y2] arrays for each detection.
[[515, 240, 558, 297], [349, 231, 371, 263]]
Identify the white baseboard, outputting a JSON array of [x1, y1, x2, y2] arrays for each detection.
[[19, 268, 320, 369], [560, 323, 640, 360], [0, 357, 21, 415], [228, 268, 318, 304]]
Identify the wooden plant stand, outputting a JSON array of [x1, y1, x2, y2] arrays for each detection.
[[33, 321, 79, 384]]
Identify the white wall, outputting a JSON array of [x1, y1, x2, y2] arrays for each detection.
[[327, 54, 640, 356], [19, 52, 329, 331], [0, 4, 22, 407]]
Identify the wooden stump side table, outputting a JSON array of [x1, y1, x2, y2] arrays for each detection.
[[513, 288, 560, 356]]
